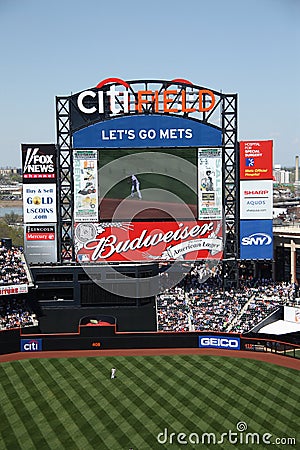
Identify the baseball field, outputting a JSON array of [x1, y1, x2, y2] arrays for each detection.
[[0, 352, 299, 449]]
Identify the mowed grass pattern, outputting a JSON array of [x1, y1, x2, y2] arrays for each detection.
[[0, 355, 299, 449]]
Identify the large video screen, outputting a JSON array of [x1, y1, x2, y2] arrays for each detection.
[[98, 147, 198, 221], [73, 146, 224, 263]]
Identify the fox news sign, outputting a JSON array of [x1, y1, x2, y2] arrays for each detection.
[[22, 144, 56, 183]]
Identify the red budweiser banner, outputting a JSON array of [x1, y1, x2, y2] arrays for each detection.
[[75, 221, 223, 263]]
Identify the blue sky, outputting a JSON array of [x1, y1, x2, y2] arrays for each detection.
[[0, 0, 299, 168]]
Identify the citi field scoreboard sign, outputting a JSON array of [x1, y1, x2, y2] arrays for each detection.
[[22, 79, 274, 266], [63, 77, 226, 263], [73, 77, 216, 118], [70, 78, 222, 149]]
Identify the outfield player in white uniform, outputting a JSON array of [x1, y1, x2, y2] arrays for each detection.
[[131, 174, 142, 199], [111, 367, 116, 379]]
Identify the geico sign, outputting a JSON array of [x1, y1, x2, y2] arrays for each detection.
[[241, 233, 272, 246], [77, 77, 216, 117], [199, 337, 240, 349]]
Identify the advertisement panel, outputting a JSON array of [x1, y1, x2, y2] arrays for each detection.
[[75, 220, 223, 263], [22, 144, 56, 183], [23, 184, 57, 223], [71, 79, 217, 125], [73, 150, 99, 222], [198, 148, 222, 220], [21, 339, 42, 352], [284, 306, 300, 323], [240, 180, 273, 219], [24, 224, 57, 264], [0, 284, 28, 296], [198, 336, 240, 350], [239, 140, 273, 180], [72, 115, 222, 149], [240, 220, 273, 260]]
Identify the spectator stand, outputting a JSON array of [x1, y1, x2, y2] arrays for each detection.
[[0, 240, 38, 331], [156, 262, 293, 335]]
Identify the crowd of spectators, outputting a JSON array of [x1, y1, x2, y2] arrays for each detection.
[[0, 297, 38, 330], [157, 263, 295, 334], [190, 289, 250, 332], [0, 245, 29, 285], [157, 287, 190, 332], [0, 243, 36, 330], [230, 280, 293, 333], [0, 243, 296, 333]]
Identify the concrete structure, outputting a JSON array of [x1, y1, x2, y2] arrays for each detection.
[[273, 224, 300, 283]]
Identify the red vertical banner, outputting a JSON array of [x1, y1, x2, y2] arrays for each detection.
[[240, 141, 273, 180]]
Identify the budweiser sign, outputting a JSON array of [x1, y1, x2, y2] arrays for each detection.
[[75, 221, 223, 263]]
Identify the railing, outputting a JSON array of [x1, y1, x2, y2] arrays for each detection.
[[242, 337, 300, 360]]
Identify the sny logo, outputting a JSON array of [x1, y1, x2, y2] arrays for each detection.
[[241, 233, 272, 246]]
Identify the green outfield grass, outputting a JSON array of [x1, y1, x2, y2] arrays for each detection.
[[0, 355, 299, 449]]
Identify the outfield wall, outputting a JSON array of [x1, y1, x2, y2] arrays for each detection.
[[0, 326, 299, 359]]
